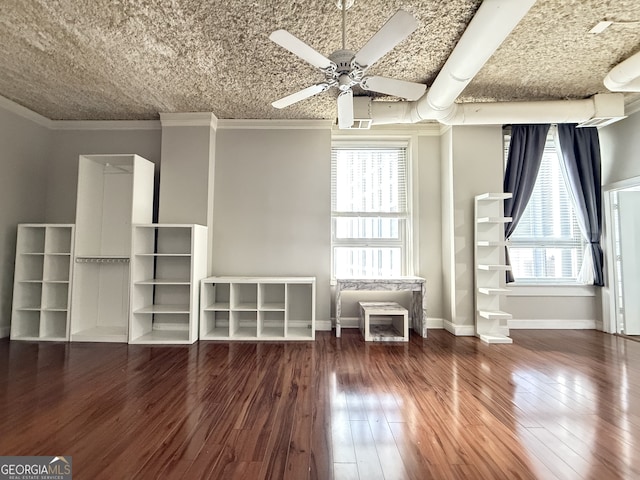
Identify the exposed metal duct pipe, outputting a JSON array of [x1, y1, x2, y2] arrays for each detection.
[[366, 0, 541, 126], [369, 93, 625, 126], [604, 50, 640, 92], [364, 0, 626, 128], [418, 0, 536, 120]]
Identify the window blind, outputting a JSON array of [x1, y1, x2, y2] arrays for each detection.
[[331, 147, 407, 214]]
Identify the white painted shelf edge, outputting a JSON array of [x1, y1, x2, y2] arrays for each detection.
[[474, 193, 513, 345], [200, 276, 316, 341]]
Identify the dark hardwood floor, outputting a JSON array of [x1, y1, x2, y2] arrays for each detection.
[[1, 329, 639, 479]]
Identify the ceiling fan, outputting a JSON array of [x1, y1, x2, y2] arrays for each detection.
[[269, 0, 426, 128]]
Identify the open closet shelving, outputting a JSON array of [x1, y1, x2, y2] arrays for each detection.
[[69, 154, 154, 343], [129, 224, 207, 344], [200, 276, 316, 341], [10, 224, 75, 341]]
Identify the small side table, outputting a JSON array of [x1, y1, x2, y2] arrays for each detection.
[[359, 301, 409, 342]]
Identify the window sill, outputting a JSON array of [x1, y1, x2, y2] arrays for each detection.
[[507, 284, 596, 297]]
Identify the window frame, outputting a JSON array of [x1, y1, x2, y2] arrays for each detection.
[[504, 128, 585, 285], [331, 140, 413, 279]]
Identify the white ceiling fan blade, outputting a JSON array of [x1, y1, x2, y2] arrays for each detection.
[[353, 10, 419, 69], [361, 76, 426, 100], [272, 84, 328, 109], [269, 30, 333, 70], [337, 90, 354, 129]]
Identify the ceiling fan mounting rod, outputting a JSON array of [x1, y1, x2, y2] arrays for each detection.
[[341, 0, 347, 50]]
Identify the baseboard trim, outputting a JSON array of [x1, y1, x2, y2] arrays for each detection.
[[332, 318, 598, 334], [333, 317, 445, 332], [443, 320, 475, 336], [337, 317, 360, 329], [0, 326, 10, 338], [426, 318, 444, 329], [508, 319, 597, 329], [316, 320, 332, 331]]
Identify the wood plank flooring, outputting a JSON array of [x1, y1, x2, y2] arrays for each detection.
[[1, 329, 639, 479]]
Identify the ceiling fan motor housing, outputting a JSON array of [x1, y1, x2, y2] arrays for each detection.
[[328, 49, 364, 90], [329, 49, 356, 72]]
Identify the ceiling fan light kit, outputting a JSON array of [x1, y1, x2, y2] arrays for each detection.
[[269, 1, 426, 128]]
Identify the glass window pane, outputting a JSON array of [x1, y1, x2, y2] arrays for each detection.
[[509, 246, 583, 281], [334, 247, 401, 277], [511, 146, 581, 242], [334, 217, 400, 239]]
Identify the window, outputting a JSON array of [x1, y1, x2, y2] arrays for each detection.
[[331, 145, 410, 278], [506, 131, 584, 283]]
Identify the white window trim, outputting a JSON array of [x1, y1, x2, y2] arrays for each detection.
[[330, 136, 416, 279], [507, 284, 596, 296]]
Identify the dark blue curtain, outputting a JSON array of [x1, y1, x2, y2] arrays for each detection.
[[503, 124, 550, 282], [557, 124, 604, 286]]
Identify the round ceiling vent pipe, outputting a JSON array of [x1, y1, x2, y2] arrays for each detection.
[[367, 0, 625, 127], [604, 50, 640, 92], [368, 0, 539, 126], [369, 95, 624, 126], [417, 0, 536, 120]]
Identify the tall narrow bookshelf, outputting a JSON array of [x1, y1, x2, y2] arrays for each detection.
[[129, 224, 207, 344], [11, 224, 75, 341], [200, 276, 316, 341], [474, 193, 513, 344], [70, 154, 154, 343]]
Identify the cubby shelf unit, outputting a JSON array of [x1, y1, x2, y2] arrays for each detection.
[[70, 154, 154, 343], [200, 276, 316, 341], [11, 224, 75, 341], [129, 224, 207, 344], [474, 193, 513, 344]]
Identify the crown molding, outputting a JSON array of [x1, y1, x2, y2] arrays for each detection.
[[217, 119, 333, 130], [159, 112, 218, 129], [50, 120, 161, 130], [0, 95, 52, 128], [0, 94, 447, 133]]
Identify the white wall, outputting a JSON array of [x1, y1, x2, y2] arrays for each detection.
[[0, 106, 51, 336], [448, 126, 504, 332], [600, 110, 640, 186], [440, 128, 455, 326], [599, 110, 640, 332], [159, 123, 213, 226], [417, 134, 444, 323], [444, 125, 601, 333], [505, 287, 599, 329], [213, 127, 332, 323], [46, 128, 162, 223]]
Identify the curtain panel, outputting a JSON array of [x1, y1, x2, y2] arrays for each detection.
[[557, 124, 604, 286], [503, 124, 550, 283]]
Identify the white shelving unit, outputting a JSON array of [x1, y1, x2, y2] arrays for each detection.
[[129, 224, 207, 344], [200, 276, 316, 341], [70, 154, 154, 343], [11, 224, 74, 341], [474, 193, 513, 344]]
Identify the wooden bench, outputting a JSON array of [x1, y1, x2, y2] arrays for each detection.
[[358, 301, 409, 342]]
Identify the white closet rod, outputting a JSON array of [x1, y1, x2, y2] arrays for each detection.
[[76, 257, 130, 264]]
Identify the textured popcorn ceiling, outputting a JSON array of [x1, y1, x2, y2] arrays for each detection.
[[1, 0, 639, 121]]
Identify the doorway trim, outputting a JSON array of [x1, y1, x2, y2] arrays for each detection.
[[602, 175, 640, 334]]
